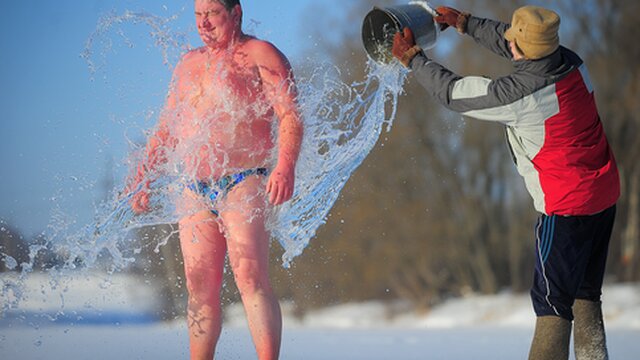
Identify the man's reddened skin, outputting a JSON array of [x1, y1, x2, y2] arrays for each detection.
[[125, 122, 172, 215], [130, 2, 301, 359], [266, 88, 302, 206], [267, 162, 295, 206], [131, 189, 150, 214]]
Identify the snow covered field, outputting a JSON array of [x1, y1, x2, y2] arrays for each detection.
[[2, 322, 639, 359], [1, 273, 639, 359]]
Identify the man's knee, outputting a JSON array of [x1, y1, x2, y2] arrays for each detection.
[[185, 268, 223, 300], [233, 260, 271, 295]]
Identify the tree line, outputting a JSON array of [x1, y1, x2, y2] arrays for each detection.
[[268, 0, 640, 313]]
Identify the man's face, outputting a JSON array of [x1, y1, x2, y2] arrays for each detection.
[[195, 0, 240, 49], [509, 41, 526, 61]]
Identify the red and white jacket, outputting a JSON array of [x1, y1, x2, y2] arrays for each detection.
[[409, 16, 619, 216]]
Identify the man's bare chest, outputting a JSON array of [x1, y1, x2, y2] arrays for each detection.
[[181, 59, 262, 101]]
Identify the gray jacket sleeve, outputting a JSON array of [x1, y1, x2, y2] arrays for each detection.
[[465, 16, 512, 59], [409, 54, 522, 124]]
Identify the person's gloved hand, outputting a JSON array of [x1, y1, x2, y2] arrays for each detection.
[[392, 27, 421, 67], [435, 6, 467, 33], [392, 27, 415, 58]]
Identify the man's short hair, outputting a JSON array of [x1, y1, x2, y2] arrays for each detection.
[[215, 0, 240, 11]]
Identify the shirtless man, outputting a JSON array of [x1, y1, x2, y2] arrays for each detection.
[[127, 1, 302, 359]]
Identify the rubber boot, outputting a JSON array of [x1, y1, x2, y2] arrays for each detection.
[[528, 315, 571, 360], [573, 299, 609, 360]]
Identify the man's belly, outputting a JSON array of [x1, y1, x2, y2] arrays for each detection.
[[186, 143, 272, 180], [173, 125, 274, 180], [169, 94, 276, 179]]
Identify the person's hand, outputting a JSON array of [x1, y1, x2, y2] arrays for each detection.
[[392, 27, 415, 59], [266, 164, 295, 205], [392, 27, 421, 67], [131, 189, 151, 214], [435, 6, 462, 31], [127, 179, 151, 214]]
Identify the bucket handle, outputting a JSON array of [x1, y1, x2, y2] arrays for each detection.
[[408, 1, 439, 17]]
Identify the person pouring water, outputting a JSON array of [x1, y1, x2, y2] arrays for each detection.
[[391, 5, 619, 360], [126, 0, 303, 359]]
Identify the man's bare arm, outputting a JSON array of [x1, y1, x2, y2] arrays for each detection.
[[253, 40, 303, 205]]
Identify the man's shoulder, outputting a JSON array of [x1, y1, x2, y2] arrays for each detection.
[[244, 37, 286, 61], [172, 48, 207, 75], [242, 37, 285, 60], [181, 47, 207, 63]]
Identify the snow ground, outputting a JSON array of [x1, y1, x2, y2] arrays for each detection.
[[1, 323, 638, 359], [1, 272, 639, 359]]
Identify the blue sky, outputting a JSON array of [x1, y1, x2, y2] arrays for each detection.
[[0, 0, 346, 236]]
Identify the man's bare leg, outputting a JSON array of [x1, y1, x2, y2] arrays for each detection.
[[221, 177, 282, 360], [179, 209, 228, 360]]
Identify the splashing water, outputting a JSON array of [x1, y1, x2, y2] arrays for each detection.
[[272, 62, 406, 267], [80, 10, 188, 75], [81, 11, 407, 268], [1, 10, 407, 318], [121, 56, 407, 268]]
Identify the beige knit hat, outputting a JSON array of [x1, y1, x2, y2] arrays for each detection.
[[504, 6, 560, 59]]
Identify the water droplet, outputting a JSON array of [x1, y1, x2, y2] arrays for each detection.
[[1, 255, 18, 270]]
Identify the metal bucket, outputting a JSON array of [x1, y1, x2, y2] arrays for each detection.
[[362, 3, 439, 64]]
